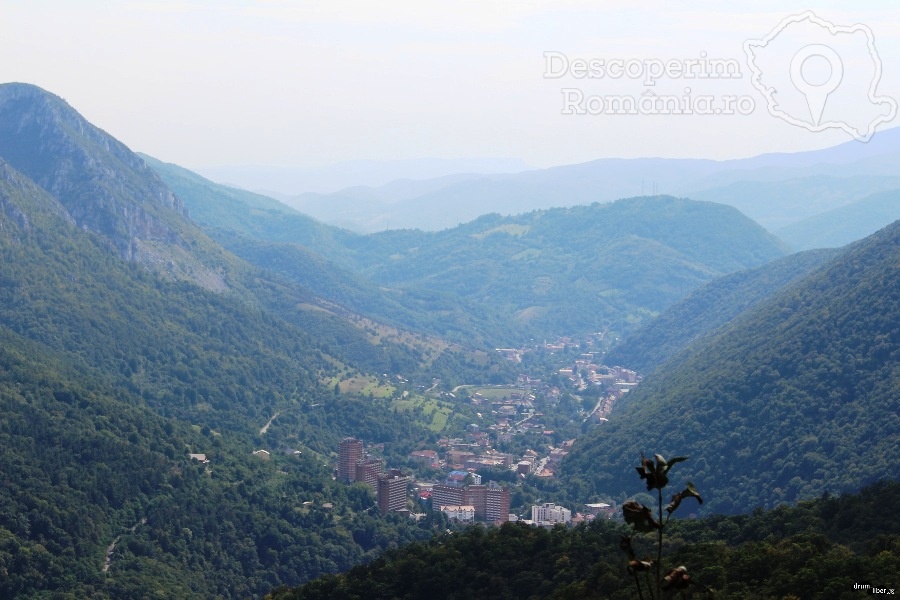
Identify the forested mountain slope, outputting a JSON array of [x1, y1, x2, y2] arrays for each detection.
[[148, 161, 792, 344], [0, 89, 458, 597], [268, 481, 900, 600], [343, 197, 789, 339], [606, 248, 840, 374], [145, 155, 504, 346], [562, 220, 900, 514], [776, 188, 900, 251]]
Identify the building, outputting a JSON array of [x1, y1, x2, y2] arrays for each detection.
[[409, 450, 440, 468], [446, 470, 469, 485], [446, 450, 476, 466], [466, 485, 487, 518], [338, 437, 364, 482], [432, 483, 466, 509], [377, 474, 410, 515], [532, 502, 571, 525], [483, 481, 511, 523], [584, 503, 611, 515], [466, 457, 505, 470], [584, 503, 615, 519], [441, 505, 475, 523], [355, 457, 383, 490], [432, 481, 509, 523]]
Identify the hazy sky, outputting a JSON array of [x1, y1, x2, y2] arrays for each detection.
[[3, 1, 899, 170]]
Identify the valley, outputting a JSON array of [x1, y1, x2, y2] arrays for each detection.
[[0, 82, 897, 598]]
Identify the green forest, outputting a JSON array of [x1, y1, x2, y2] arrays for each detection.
[[149, 154, 790, 346], [268, 481, 900, 600], [561, 220, 900, 514], [1, 83, 898, 599]]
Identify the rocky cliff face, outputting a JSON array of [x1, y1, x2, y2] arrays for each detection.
[[0, 83, 187, 260], [0, 83, 226, 290]]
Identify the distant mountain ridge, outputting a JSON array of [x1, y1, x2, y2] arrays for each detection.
[[149, 158, 791, 344], [196, 157, 531, 196], [252, 128, 900, 235]]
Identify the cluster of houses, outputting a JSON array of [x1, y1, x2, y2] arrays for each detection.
[[495, 335, 641, 417], [410, 434, 575, 480], [432, 500, 617, 528]]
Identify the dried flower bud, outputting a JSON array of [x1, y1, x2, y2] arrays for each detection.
[[622, 500, 661, 533], [661, 566, 692, 590]]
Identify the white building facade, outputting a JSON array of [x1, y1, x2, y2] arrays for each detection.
[[531, 502, 571, 525], [441, 505, 475, 523]]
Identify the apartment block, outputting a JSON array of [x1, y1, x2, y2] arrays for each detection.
[[377, 475, 410, 515], [338, 437, 364, 482]]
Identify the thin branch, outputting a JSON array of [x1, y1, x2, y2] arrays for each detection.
[[632, 571, 646, 600], [657, 487, 664, 600], [644, 570, 656, 600]]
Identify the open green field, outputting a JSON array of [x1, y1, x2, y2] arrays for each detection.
[[467, 386, 527, 400], [393, 395, 453, 432], [328, 374, 395, 398]]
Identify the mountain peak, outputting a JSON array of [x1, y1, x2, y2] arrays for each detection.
[[0, 82, 188, 261]]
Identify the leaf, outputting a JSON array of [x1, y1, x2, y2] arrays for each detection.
[[636, 453, 671, 490], [663, 456, 689, 474], [622, 500, 661, 533], [667, 483, 703, 514], [683, 481, 703, 505], [665, 491, 683, 515]]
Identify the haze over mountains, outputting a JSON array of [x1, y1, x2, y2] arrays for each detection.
[[218, 130, 900, 237], [197, 157, 531, 196], [147, 154, 789, 345], [1, 81, 898, 598]]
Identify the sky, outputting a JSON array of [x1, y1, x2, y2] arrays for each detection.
[[2, 1, 900, 173]]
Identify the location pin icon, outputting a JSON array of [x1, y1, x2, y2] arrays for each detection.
[[790, 44, 843, 126]]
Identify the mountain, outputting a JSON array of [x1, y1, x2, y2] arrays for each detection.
[[143, 154, 790, 345], [605, 248, 840, 374], [280, 158, 732, 233], [561, 219, 900, 515], [196, 157, 530, 196], [139, 154, 355, 255], [0, 86, 475, 598], [142, 154, 522, 352], [689, 174, 900, 231], [0, 83, 236, 290], [776, 189, 900, 250], [341, 196, 790, 341], [262, 128, 900, 234], [288, 173, 497, 233]]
